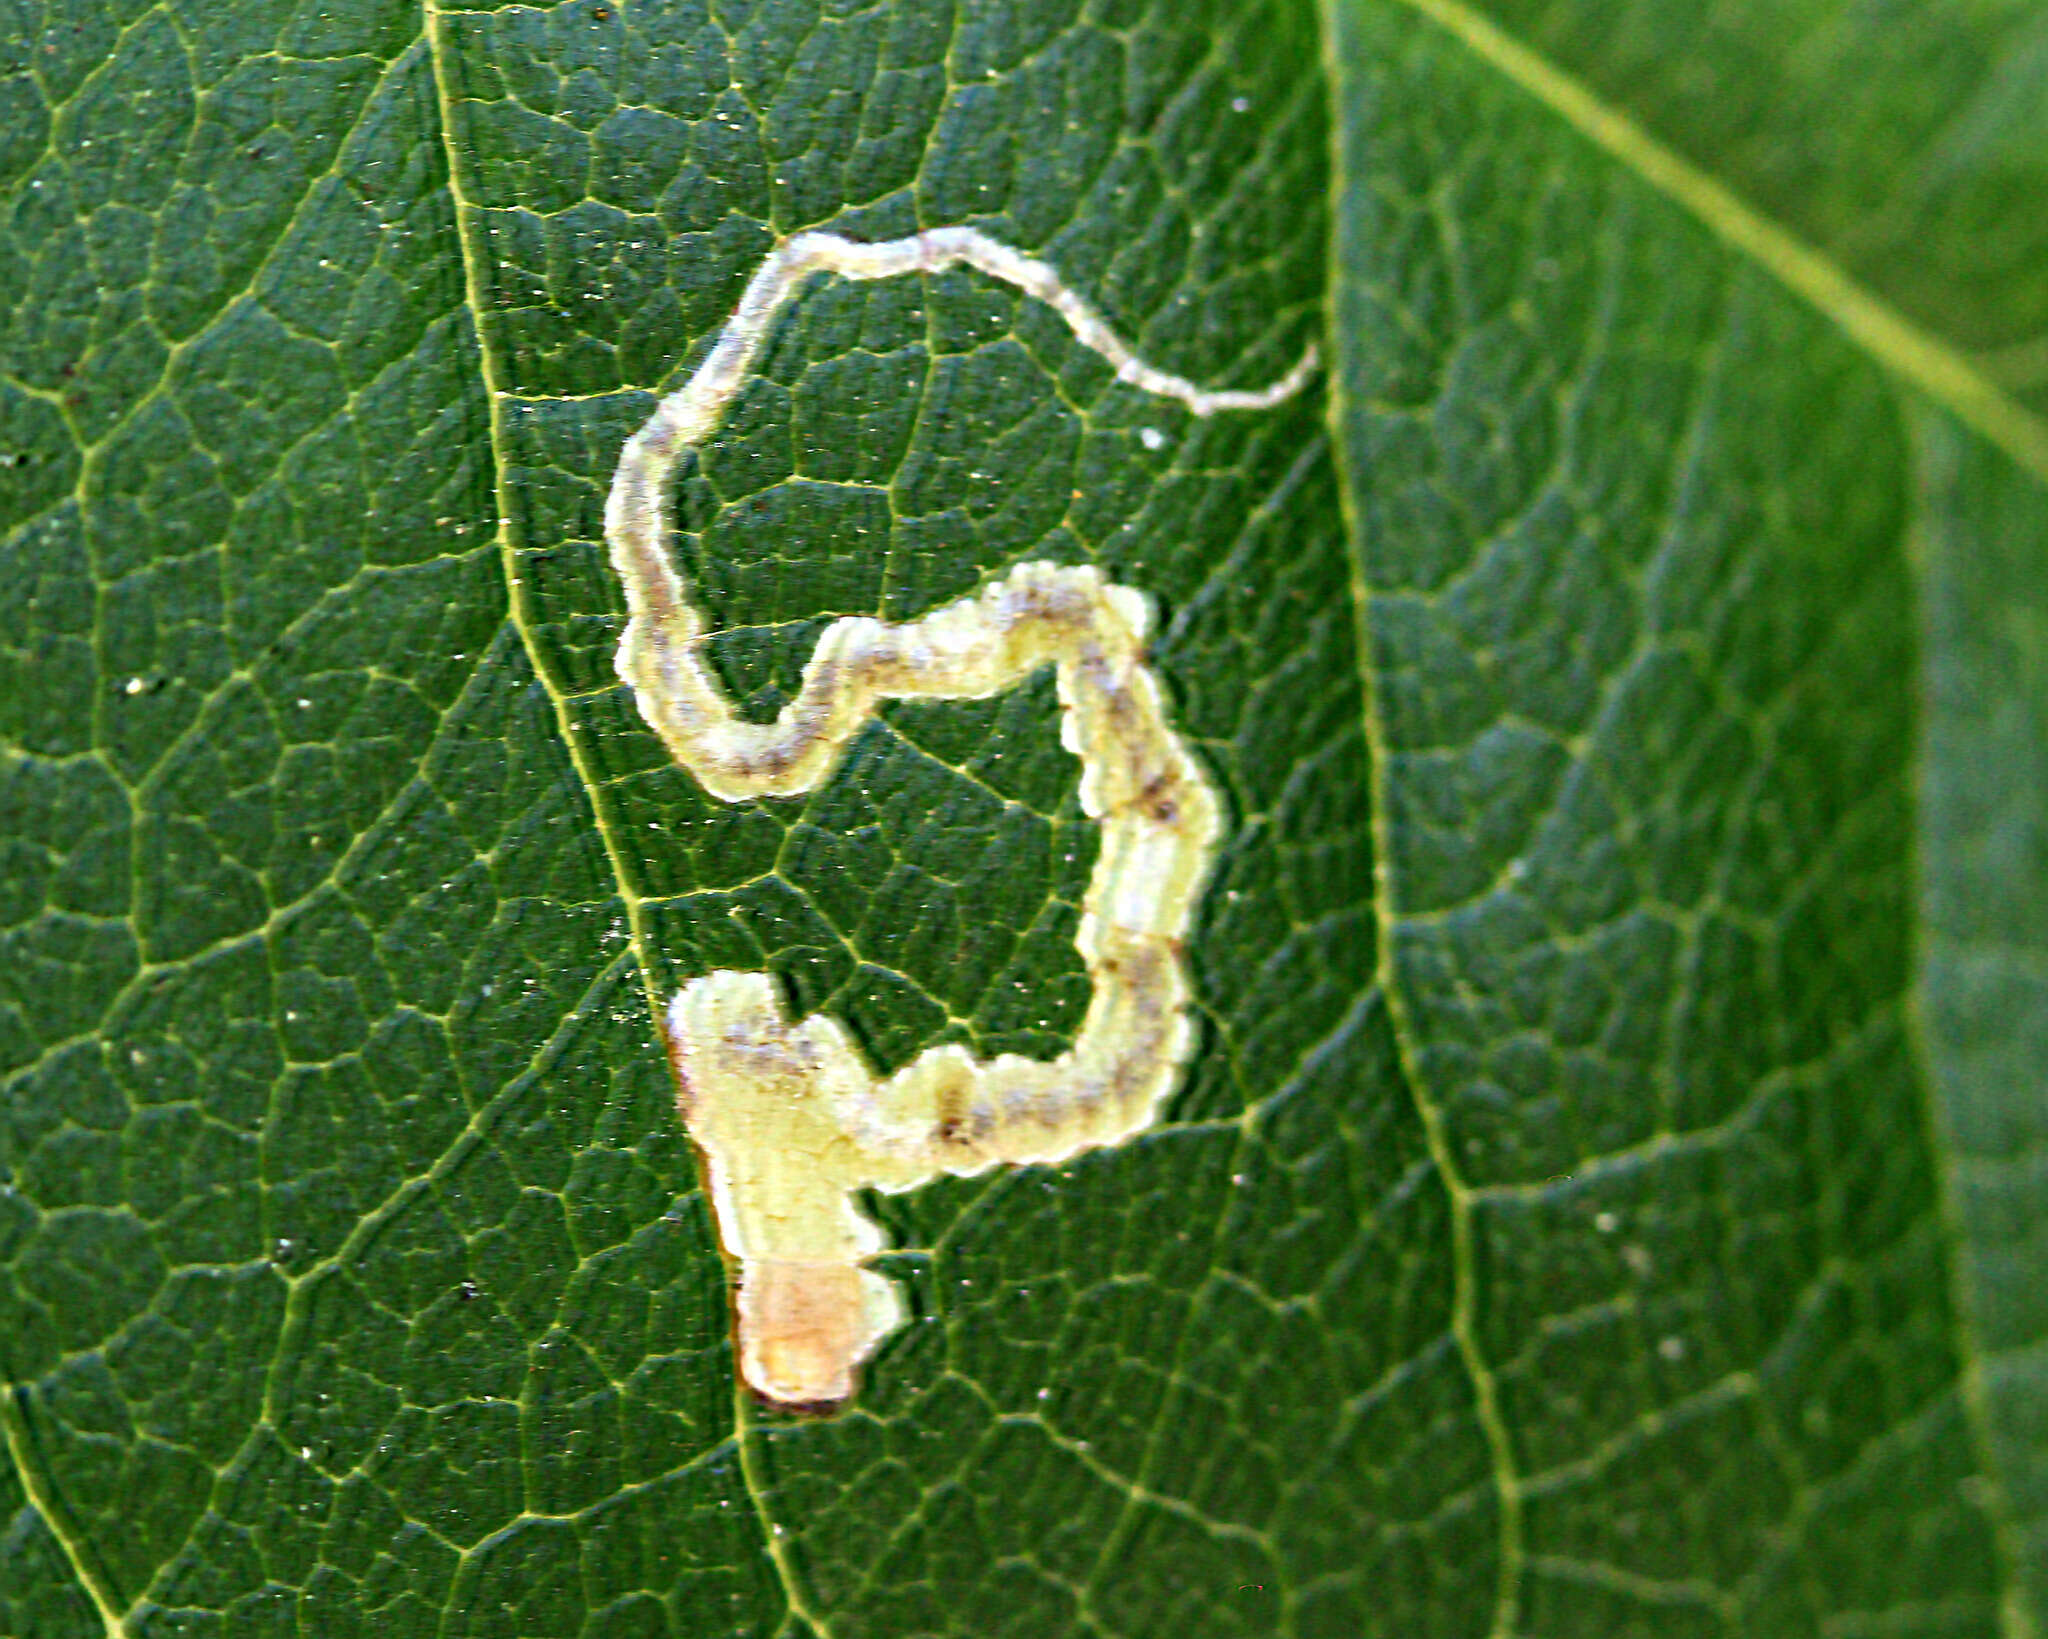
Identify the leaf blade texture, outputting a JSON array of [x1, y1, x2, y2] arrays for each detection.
[[1329, 1, 2048, 1629], [0, 0, 2041, 1635]]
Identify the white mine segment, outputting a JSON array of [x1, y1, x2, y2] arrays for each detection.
[[604, 229, 1316, 1407]]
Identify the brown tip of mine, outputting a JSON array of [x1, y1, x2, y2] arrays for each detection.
[[738, 1261, 867, 1410]]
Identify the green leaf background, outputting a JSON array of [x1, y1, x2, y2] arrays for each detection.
[[0, 1, 2041, 1635]]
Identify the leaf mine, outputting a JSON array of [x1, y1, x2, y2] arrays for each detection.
[[606, 228, 1316, 1408]]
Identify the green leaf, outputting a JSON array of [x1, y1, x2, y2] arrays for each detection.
[[1326, 1, 2048, 1632], [1, 4, 2042, 1639], [1401, 0, 2048, 418]]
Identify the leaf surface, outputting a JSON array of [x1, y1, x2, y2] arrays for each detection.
[[0, 0, 2042, 1636], [3, 3, 1412, 1635], [1327, 1, 2048, 1630], [1442, 0, 2048, 415]]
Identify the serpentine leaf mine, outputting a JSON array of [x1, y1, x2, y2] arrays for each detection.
[[604, 228, 1317, 1407]]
